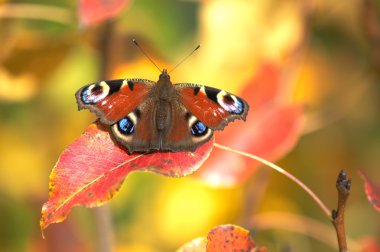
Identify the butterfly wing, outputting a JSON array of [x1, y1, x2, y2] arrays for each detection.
[[175, 83, 249, 130], [75, 79, 154, 124]]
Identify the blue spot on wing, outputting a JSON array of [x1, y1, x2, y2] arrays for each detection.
[[222, 95, 244, 114], [81, 88, 94, 104], [118, 117, 134, 135], [191, 121, 208, 136], [232, 99, 243, 114], [81, 85, 104, 104]]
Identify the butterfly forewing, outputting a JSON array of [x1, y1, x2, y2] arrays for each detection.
[[175, 83, 249, 130], [75, 79, 154, 124]]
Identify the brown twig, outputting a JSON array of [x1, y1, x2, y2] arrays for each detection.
[[331, 170, 351, 252]]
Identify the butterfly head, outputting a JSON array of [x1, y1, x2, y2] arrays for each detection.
[[159, 69, 170, 81]]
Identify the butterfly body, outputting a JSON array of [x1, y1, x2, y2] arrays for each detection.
[[76, 69, 249, 153]]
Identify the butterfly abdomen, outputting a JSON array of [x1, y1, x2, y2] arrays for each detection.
[[155, 100, 172, 132]]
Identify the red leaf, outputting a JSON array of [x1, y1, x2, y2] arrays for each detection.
[[198, 63, 304, 186], [206, 225, 267, 252], [358, 170, 380, 212], [241, 63, 281, 109], [79, 0, 132, 26], [41, 122, 213, 230]]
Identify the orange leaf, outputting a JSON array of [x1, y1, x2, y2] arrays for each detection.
[[41, 121, 213, 230], [178, 224, 267, 252], [207, 225, 256, 251]]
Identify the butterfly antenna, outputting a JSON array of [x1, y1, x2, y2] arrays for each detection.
[[132, 39, 162, 73], [169, 44, 200, 74]]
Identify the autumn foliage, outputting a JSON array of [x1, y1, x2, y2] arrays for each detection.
[[41, 122, 213, 230]]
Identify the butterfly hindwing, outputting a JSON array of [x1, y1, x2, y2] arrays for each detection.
[[175, 83, 249, 130], [75, 79, 154, 124], [165, 104, 213, 152]]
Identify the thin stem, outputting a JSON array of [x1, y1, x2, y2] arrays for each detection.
[[213, 143, 331, 218]]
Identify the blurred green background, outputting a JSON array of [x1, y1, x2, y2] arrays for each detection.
[[1, 0, 380, 251]]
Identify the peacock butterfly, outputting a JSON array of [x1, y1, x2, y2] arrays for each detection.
[[75, 44, 249, 153]]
